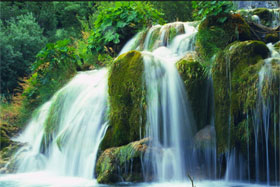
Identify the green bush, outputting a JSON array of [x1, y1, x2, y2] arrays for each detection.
[[88, 2, 164, 56], [22, 39, 79, 110]]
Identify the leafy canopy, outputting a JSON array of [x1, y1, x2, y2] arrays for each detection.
[[88, 2, 164, 55]]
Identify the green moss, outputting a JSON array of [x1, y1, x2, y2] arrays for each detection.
[[100, 50, 146, 150], [176, 54, 209, 130], [196, 13, 252, 64], [212, 40, 269, 154], [96, 138, 149, 184]]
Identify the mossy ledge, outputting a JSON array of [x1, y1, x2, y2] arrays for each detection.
[[96, 138, 150, 184], [100, 50, 146, 150], [212, 40, 269, 154]]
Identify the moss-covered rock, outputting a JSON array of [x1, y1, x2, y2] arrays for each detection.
[[100, 51, 146, 150], [176, 53, 210, 130], [212, 40, 270, 154], [196, 13, 252, 63], [96, 138, 150, 184]]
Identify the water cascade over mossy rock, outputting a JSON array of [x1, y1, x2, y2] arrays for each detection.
[[212, 40, 270, 154], [100, 51, 146, 150], [176, 53, 211, 131], [196, 13, 252, 63], [96, 138, 151, 184]]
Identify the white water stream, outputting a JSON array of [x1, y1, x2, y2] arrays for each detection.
[[5, 69, 109, 180]]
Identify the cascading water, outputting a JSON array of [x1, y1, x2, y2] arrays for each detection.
[[223, 42, 280, 185], [255, 43, 280, 185], [119, 21, 218, 182], [142, 51, 194, 182], [1, 14, 279, 187], [5, 69, 109, 180]]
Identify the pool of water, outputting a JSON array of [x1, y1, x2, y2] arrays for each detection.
[[0, 172, 276, 187]]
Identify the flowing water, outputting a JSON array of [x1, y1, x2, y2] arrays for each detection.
[[0, 19, 279, 186], [1, 69, 109, 184]]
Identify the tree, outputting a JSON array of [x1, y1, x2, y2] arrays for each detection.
[[151, 1, 194, 22], [0, 13, 47, 99]]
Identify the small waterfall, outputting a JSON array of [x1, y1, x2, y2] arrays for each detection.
[[7, 69, 109, 179], [142, 23, 197, 182], [142, 51, 194, 182], [255, 43, 280, 185], [223, 42, 280, 184], [119, 21, 217, 182]]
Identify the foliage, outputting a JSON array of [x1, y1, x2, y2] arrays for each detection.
[[0, 1, 95, 41], [0, 13, 47, 99], [151, 1, 193, 22], [88, 2, 164, 56], [22, 39, 79, 110], [192, 1, 236, 23]]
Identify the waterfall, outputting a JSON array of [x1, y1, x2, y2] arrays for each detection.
[[223, 42, 280, 184], [255, 43, 280, 185], [7, 69, 109, 179], [119, 22, 213, 182]]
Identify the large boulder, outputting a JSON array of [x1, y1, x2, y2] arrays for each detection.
[[212, 40, 270, 154], [96, 138, 150, 184], [100, 51, 146, 150]]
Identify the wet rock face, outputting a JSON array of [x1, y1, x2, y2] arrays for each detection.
[[100, 50, 147, 150], [212, 40, 270, 154], [176, 53, 211, 131], [96, 138, 151, 184]]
